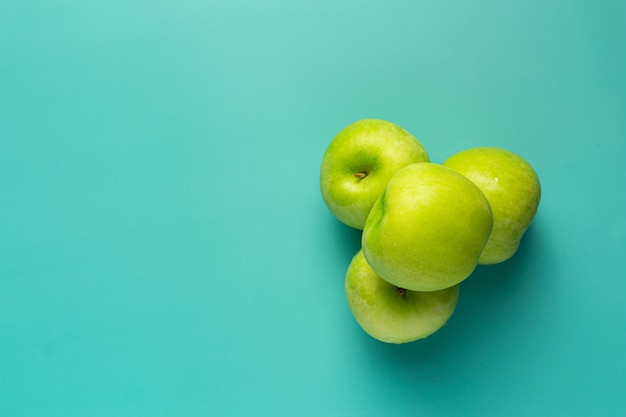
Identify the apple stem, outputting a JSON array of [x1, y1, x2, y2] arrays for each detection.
[[354, 172, 367, 179], [397, 288, 406, 297]]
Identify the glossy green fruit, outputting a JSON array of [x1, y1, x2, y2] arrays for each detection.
[[362, 163, 493, 292], [345, 250, 460, 344], [443, 147, 541, 264], [320, 119, 429, 229]]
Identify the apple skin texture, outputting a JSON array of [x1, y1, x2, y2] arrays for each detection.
[[320, 119, 429, 229], [443, 147, 541, 265], [345, 250, 460, 344], [362, 163, 493, 292]]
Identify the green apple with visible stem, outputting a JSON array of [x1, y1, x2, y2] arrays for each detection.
[[345, 250, 460, 344], [443, 147, 541, 264], [320, 119, 429, 230], [362, 163, 493, 292]]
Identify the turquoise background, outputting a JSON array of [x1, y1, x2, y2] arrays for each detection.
[[1, 1, 625, 416]]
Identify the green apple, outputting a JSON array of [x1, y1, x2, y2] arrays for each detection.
[[362, 162, 493, 292], [345, 250, 460, 344], [443, 147, 541, 264], [320, 119, 429, 229]]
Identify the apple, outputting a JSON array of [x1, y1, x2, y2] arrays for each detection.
[[443, 147, 541, 264], [320, 119, 429, 229], [362, 162, 493, 292], [345, 250, 460, 343]]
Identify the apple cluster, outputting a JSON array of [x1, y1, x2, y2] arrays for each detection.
[[320, 119, 541, 344]]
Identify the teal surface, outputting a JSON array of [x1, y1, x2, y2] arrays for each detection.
[[1, 1, 625, 416]]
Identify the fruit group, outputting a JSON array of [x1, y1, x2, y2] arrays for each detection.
[[345, 250, 460, 344], [320, 119, 429, 229], [443, 147, 541, 264], [320, 118, 542, 344], [362, 162, 493, 292]]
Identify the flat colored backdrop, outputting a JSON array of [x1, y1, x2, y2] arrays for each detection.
[[1, 1, 625, 416]]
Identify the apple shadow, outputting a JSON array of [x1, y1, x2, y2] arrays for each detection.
[[456, 218, 547, 314], [327, 216, 363, 265], [354, 217, 550, 372]]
